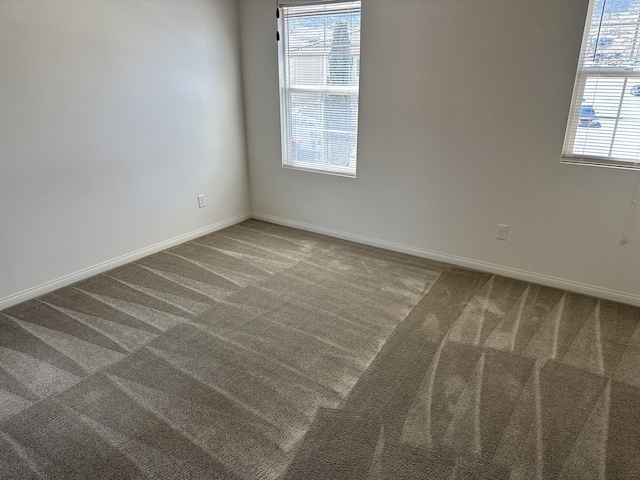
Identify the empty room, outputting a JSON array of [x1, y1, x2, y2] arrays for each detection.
[[1, 0, 639, 478]]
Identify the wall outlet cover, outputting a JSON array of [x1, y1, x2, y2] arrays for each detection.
[[496, 224, 508, 240]]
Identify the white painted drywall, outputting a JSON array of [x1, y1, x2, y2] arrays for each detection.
[[0, 0, 250, 302], [240, 0, 640, 301]]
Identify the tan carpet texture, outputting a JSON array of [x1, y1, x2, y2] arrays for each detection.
[[0, 220, 639, 479]]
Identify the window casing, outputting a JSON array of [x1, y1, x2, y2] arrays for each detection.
[[563, 0, 640, 170], [278, 1, 361, 177]]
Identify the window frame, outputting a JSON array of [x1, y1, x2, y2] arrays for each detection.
[[562, 0, 640, 171], [277, 0, 362, 178]]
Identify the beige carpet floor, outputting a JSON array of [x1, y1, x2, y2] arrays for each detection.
[[0, 219, 639, 479]]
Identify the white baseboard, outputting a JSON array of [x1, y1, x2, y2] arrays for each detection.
[[252, 212, 640, 307], [0, 213, 251, 311]]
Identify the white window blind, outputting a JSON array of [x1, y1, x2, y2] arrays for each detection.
[[278, 0, 361, 177], [563, 0, 640, 170]]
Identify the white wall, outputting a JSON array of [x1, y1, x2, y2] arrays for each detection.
[[0, 0, 250, 305], [240, 0, 640, 304]]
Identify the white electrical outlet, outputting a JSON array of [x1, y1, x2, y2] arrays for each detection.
[[496, 224, 508, 240], [198, 194, 206, 208]]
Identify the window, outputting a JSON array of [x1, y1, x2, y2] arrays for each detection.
[[563, 0, 640, 170], [277, 0, 361, 177]]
